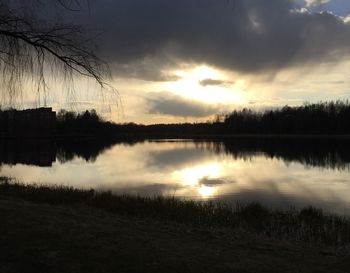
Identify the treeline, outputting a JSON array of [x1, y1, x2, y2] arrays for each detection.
[[56, 109, 118, 136], [57, 101, 350, 136], [56, 109, 222, 137], [112, 101, 350, 136], [224, 101, 350, 134]]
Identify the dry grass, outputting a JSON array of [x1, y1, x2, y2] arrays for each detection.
[[1, 177, 350, 246]]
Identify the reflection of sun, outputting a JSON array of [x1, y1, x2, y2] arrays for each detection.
[[165, 65, 245, 104], [198, 185, 217, 198], [173, 163, 221, 186], [172, 162, 221, 199]]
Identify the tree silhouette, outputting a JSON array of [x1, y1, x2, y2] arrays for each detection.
[[0, 0, 110, 103], [224, 101, 350, 134]]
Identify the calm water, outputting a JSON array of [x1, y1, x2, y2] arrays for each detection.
[[1, 138, 350, 214]]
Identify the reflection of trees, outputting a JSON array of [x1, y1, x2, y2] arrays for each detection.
[[2, 137, 350, 171], [197, 138, 350, 171], [0, 138, 141, 167], [56, 138, 118, 163], [0, 140, 56, 167], [55, 138, 144, 163]]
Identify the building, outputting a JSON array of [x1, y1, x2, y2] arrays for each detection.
[[0, 108, 56, 138]]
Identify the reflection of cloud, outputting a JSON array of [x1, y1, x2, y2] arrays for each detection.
[[147, 92, 221, 117], [147, 147, 209, 170], [199, 79, 234, 87], [199, 177, 233, 186]]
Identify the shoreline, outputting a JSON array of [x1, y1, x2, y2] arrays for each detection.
[[1, 133, 350, 141], [1, 179, 350, 272], [1, 178, 350, 246]]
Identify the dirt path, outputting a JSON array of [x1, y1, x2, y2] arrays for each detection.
[[0, 198, 349, 273]]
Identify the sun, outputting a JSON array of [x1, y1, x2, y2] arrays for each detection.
[[171, 65, 220, 81], [188, 66, 221, 80], [165, 65, 245, 105]]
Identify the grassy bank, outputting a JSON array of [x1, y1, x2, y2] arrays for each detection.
[[1, 177, 350, 273], [1, 177, 350, 246]]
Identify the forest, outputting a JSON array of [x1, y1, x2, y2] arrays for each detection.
[[224, 101, 350, 134], [54, 101, 350, 136], [1, 101, 348, 137]]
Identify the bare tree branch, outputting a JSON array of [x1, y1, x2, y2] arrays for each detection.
[[0, 0, 112, 105]]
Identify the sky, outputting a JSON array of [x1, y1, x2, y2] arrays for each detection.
[[17, 0, 350, 124]]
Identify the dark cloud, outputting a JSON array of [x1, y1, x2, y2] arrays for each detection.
[[199, 79, 234, 87], [82, 0, 350, 79], [147, 92, 221, 117], [111, 58, 181, 82]]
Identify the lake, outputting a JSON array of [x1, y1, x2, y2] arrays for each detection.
[[1, 137, 350, 214]]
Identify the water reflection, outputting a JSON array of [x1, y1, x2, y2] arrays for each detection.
[[200, 137, 350, 171], [1, 138, 350, 214], [0, 140, 56, 167], [0, 138, 141, 166]]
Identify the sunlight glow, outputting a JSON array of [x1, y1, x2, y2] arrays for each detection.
[[165, 65, 246, 104]]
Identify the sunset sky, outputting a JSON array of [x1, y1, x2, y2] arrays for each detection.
[[19, 0, 350, 124]]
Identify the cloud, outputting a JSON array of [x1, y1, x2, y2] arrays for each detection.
[[147, 92, 221, 117], [199, 79, 234, 87], [111, 58, 181, 82], [305, 0, 331, 7], [83, 0, 350, 79]]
